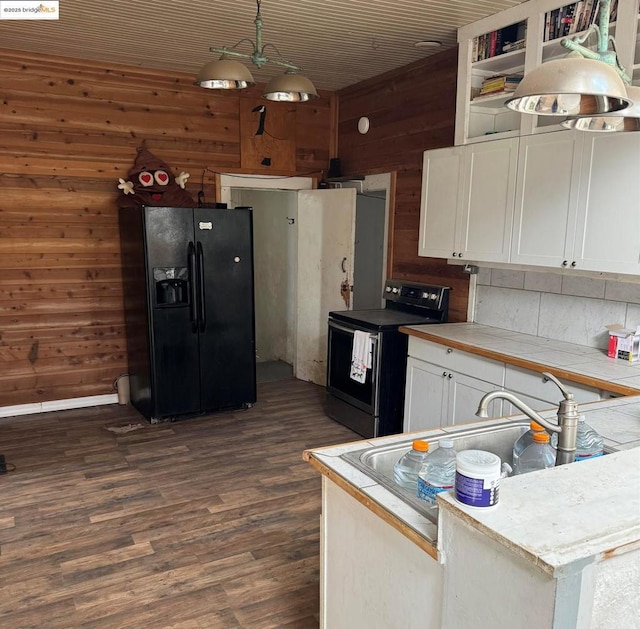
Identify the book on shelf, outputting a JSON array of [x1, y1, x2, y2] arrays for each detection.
[[502, 39, 525, 53], [471, 74, 522, 101], [476, 74, 523, 98], [472, 20, 527, 62], [543, 0, 617, 42]]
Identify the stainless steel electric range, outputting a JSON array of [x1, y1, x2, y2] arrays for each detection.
[[326, 280, 450, 438]]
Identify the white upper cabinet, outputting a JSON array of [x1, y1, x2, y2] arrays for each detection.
[[419, 137, 518, 263], [511, 130, 640, 275], [460, 138, 518, 262], [574, 132, 640, 274], [418, 147, 463, 259], [511, 130, 583, 267]]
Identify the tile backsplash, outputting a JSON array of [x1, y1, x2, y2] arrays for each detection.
[[475, 268, 640, 350]]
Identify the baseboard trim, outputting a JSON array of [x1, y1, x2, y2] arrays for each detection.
[[0, 394, 118, 419]]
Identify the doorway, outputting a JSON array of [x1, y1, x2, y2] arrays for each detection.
[[230, 188, 297, 383], [353, 191, 387, 310], [220, 174, 391, 385]]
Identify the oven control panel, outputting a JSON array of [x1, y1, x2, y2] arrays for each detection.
[[383, 281, 450, 312]]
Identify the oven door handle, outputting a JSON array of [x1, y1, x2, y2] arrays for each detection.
[[329, 321, 378, 339]]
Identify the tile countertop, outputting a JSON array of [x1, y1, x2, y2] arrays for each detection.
[[438, 446, 640, 578], [305, 320, 640, 567], [400, 322, 640, 396], [306, 394, 640, 568]]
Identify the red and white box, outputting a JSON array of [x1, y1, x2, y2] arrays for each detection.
[[606, 324, 640, 363]]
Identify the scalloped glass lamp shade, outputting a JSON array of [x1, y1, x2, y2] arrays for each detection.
[[196, 59, 256, 89], [263, 73, 318, 102], [562, 85, 640, 132], [505, 56, 631, 116]]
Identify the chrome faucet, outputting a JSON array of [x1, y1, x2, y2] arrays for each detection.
[[475, 372, 579, 466]]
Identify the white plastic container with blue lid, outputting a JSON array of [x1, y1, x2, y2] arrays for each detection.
[[455, 449, 503, 510]]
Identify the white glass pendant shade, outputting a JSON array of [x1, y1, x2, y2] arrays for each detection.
[[505, 56, 631, 116], [562, 85, 640, 132], [196, 58, 256, 89], [263, 73, 318, 101]]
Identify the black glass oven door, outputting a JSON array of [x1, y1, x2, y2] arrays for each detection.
[[327, 321, 379, 415]]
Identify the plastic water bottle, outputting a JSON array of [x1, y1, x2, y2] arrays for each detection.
[[417, 438, 457, 506], [512, 421, 549, 471], [551, 415, 604, 461], [514, 432, 556, 475], [393, 440, 430, 491]]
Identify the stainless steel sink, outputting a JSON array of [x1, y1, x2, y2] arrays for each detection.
[[341, 418, 612, 524], [341, 419, 531, 522]]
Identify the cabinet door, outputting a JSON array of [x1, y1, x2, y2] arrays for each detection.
[[418, 147, 464, 259], [403, 358, 447, 432], [459, 138, 518, 263], [447, 372, 503, 427], [574, 132, 640, 274], [511, 131, 583, 267]]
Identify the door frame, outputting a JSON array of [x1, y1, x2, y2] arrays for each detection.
[[217, 173, 392, 382], [218, 174, 315, 205]]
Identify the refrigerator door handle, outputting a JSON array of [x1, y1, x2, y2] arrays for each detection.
[[188, 241, 198, 333], [196, 241, 206, 332]]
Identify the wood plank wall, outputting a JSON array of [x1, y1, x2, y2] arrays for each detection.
[[0, 49, 333, 407], [336, 47, 470, 322]]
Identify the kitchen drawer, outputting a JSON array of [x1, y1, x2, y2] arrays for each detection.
[[504, 365, 601, 405], [407, 337, 504, 386]]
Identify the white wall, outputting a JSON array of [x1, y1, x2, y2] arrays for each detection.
[[474, 268, 640, 349], [232, 189, 297, 364]]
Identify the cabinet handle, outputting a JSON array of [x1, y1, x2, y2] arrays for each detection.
[[562, 260, 568, 267], [458, 253, 464, 258], [447, 348, 453, 354], [448, 373, 453, 379], [452, 252, 457, 257], [571, 261, 577, 267], [442, 371, 448, 377]]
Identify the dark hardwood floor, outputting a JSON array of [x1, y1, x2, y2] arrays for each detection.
[[0, 379, 360, 628]]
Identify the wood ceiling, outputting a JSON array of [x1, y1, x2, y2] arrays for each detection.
[[0, 0, 526, 90]]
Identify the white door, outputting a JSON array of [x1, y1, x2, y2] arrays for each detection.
[[295, 188, 356, 385]]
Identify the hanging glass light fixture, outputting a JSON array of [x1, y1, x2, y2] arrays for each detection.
[[195, 0, 318, 102], [505, 0, 634, 118]]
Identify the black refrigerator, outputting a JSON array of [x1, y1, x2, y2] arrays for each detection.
[[119, 205, 256, 423]]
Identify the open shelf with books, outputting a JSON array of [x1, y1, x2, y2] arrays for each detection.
[[472, 20, 527, 62], [541, 1, 618, 63], [456, 0, 640, 145]]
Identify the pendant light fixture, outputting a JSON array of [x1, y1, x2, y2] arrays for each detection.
[[195, 0, 318, 102], [505, 0, 634, 119]]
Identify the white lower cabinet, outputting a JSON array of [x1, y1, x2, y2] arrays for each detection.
[[502, 365, 601, 416], [404, 338, 505, 432], [404, 358, 505, 432], [403, 338, 608, 433]]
